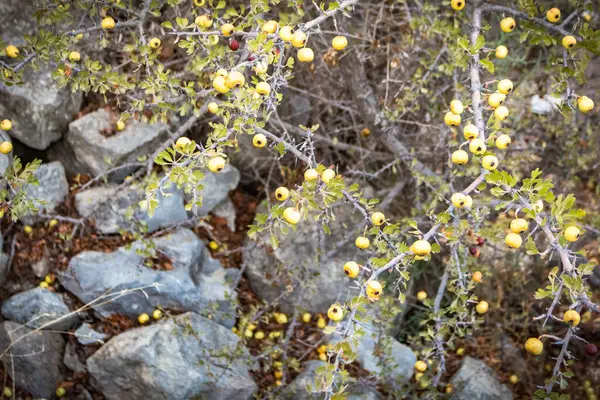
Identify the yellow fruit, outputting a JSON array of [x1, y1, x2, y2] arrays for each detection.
[[361, 128, 371, 137], [274, 370, 283, 379], [0, 142, 12, 155], [578, 96, 594, 113], [255, 331, 265, 340], [452, 149, 469, 165], [488, 92, 506, 108], [317, 317, 326, 329], [582, 11, 592, 22], [115, 120, 126, 131], [505, 232, 522, 249], [414, 360, 427, 372], [417, 291, 427, 301], [498, 79, 513, 94], [56, 387, 67, 397], [446, 384, 454, 394], [564, 226, 581, 242], [494, 106, 509, 121], [0, 119, 12, 131], [48, 219, 58, 228], [343, 261, 360, 278], [253, 61, 268, 75], [283, 207, 301, 224], [444, 111, 461, 127], [194, 0, 206, 6], [355, 236, 370, 249], [321, 168, 336, 183], [226, 70, 245, 88], [463, 124, 479, 140], [195, 14, 213, 28], [464, 195, 473, 208], [244, 329, 254, 338], [547, 8, 561, 23], [138, 313, 150, 324], [495, 45, 508, 59], [371, 212, 385, 226], [450, 99, 464, 115], [327, 304, 344, 321], [451, 193, 467, 208], [253, 133, 267, 148], [3, 387, 13, 397], [475, 300, 489, 314], [297, 48, 314, 62], [208, 241, 218, 250], [279, 26, 294, 42], [500, 17, 516, 33], [208, 156, 226, 172], [69, 51, 81, 62], [472, 271, 483, 283], [39, 281, 49, 288], [302, 313, 311, 323], [410, 240, 431, 256], [563, 309, 580, 326], [525, 337, 543, 355], [275, 187, 289, 201], [481, 155, 498, 171], [256, 81, 271, 96], [509, 375, 518, 384], [213, 76, 230, 94], [366, 280, 383, 300], [149, 38, 161, 49], [291, 31, 307, 48], [216, 68, 228, 77], [221, 23, 234, 36], [175, 136, 191, 148], [510, 218, 528, 234], [451, 0, 465, 11], [276, 313, 288, 324], [262, 20, 278, 34], [152, 309, 163, 320], [207, 102, 219, 114], [332, 35, 348, 51], [495, 134, 511, 149], [562, 35, 576, 49], [44, 274, 55, 284], [468, 139, 486, 155], [304, 168, 319, 181], [101, 17, 115, 30]]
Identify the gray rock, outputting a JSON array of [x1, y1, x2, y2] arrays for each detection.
[[0, 68, 82, 150], [75, 323, 108, 345], [0, 321, 65, 398], [244, 205, 362, 314], [22, 162, 69, 223], [449, 357, 513, 400], [213, 198, 237, 231], [0, 0, 38, 45], [186, 164, 240, 216], [1, 287, 78, 331], [282, 361, 382, 399], [59, 229, 237, 327], [63, 341, 86, 373], [87, 312, 257, 400], [530, 94, 561, 115], [64, 109, 169, 178], [31, 250, 51, 277], [75, 181, 187, 234]]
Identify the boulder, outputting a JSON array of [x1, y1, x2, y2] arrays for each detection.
[[213, 198, 237, 231], [87, 313, 257, 400], [449, 357, 513, 400], [60, 108, 169, 179], [0, 68, 82, 150], [22, 161, 69, 223], [244, 205, 363, 314], [63, 341, 86, 373], [59, 229, 237, 327], [0, 321, 65, 398], [1, 287, 78, 331], [75, 323, 108, 345], [187, 164, 240, 216], [0, 0, 38, 45], [75, 181, 187, 234]]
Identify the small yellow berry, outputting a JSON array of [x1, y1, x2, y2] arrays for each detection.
[[262, 20, 278, 34], [366, 280, 383, 300], [451, 149, 469, 165], [500, 17, 516, 33], [472, 271, 483, 283], [495, 45, 508, 59], [297, 48, 314, 63], [450, 99, 464, 115], [253, 133, 267, 148], [68, 51, 81, 62], [371, 212, 385, 226], [564, 226, 581, 242], [469, 139, 486, 155], [321, 168, 336, 183], [562, 35, 576, 49], [101, 17, 116, 30], [327, 303, 344, 321], [332, 35, 348, 51], [410, 240, 431, 256], [510, 218, 528, 234], [0, 119, 12, 131], [152, 309, 163, 320], [450, 0, 465, 11], [221, 23, 234, 37], [302, 313, 311, 323], [417, 291, 427, 301], [304, 168, 319, 181], [355, 236, 370, 249], [546, 8, 561, 23], [275, 187, 290, 201], [563, 309, 580, 326], [463, 124, 479, 140], [525, 337, 543, 355], [208, 156, 226, 173], [505, 232, 522, 249], [149, 38, 161, 49], [343, 261, 360, 278], [414, 360, 427, 372], [475, 300, 489, 314], [138, 313, 150, 324], [283, 208, 301, 224]]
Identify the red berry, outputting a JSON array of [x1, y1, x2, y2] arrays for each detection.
[[585, 343, 598, 356], [247, 55, 255, 62], [229, 39, 239, 51], [476, 237, 485, 246]]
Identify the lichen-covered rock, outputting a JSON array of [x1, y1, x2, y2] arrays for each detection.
[[22, 162, 69, 223], [450, 357, 513, 400], [59, 229, 237, 327], [87, 313, 257, 400]]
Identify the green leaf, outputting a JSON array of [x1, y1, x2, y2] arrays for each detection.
[[480, 59, 494, 74]]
